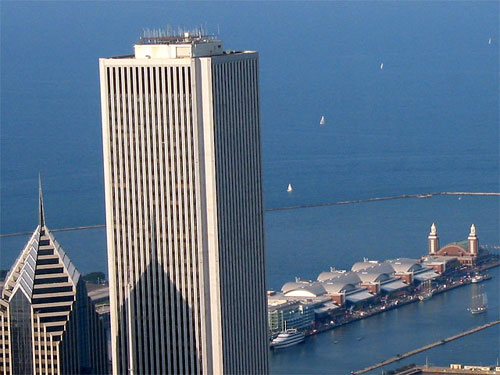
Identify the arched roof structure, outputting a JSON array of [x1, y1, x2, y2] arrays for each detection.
[[356, 272, 391, 283], [317, 270, 349, 282], [281, 282, 326, 297], [386, 258, 422, 273], [437, 241, 470, 256]]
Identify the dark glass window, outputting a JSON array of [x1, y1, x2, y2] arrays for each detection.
[[10, 289, 33, 374], [40, 315, 68, 323], [38, 249, 54, 256], [34, 277, 68, 285], [46, 325, 64, 333], [33, 286, 73, 295], [32, 295, 74, 304], [35, 267, 64, 275], [34, 305, 71, 314], [37, 258, 59, 266]]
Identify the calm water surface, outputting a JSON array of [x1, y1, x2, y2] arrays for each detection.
[[1, 2, 498, 373]]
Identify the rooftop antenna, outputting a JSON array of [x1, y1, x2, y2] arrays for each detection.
[[38, 173, 45, 227]]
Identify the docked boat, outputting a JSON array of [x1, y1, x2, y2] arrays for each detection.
[[270, 329, 305, 349], [418, 280, 433, 301], [471, 275, 484, 283], [468, 285, 488, 315], [418, 291, 433, 301]]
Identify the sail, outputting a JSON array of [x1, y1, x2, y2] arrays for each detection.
[[320, 116, 325, 125], [470, 285, 487, 312]]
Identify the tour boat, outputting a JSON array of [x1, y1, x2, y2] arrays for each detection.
[[270, 329, 305, 349], [471, 275, 484, 283]]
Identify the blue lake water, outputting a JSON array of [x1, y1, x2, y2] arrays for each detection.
[[1, 1, 499, 373]]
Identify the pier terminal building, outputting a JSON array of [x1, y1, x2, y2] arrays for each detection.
[[268, 224, 489, 335]]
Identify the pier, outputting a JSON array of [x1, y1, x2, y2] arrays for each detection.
[[266, 191, 500, 212], [352, 319, 500, 374]]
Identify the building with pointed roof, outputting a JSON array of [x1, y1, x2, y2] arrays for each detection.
[[0, 180, 108, 375]]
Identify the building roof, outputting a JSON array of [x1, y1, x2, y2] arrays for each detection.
[[437, 240, 471, 256], [413, 269, 440, 282], [380, 279, 409, 292], [281, 281, 326, 297], [351, 260, 382, 272], [386, 258, 423, 273], [322, 281, 358, 294], [345, 290, 375, 303], [357, 272, 391, 283], [317, 270, 349, 282], [321, 272, 362, 294], [1, 183, 80, 302]]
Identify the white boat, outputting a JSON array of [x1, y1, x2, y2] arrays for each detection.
[[320, 116, 325, 126], [270, 329, 305, 349], [471, 275, 484, 283], [287, 184, 293, 192], [380, 63, 384, 70], [468, 285, 487, 314], [489, 38, 492, 45]]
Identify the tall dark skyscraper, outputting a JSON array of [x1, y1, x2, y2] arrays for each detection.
[[99, 31, 269, 374]]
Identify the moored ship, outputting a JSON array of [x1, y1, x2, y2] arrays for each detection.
[[471, 275, 484, 283], [270, 329, 305, 349]]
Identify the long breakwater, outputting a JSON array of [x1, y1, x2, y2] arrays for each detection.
[[266, 191, 500, 212], [1, 191, 498, 238], [352, 319, 500, 374]]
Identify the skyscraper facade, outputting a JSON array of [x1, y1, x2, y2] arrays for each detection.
[[0, 183, 108, 375], [99, 32, 268, 374]]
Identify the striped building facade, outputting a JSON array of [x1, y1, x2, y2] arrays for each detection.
[[0, 184, 108, 375], [99, 34, 269, 374]]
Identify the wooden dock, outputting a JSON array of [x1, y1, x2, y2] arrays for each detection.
[[352, 319, 500, 374]]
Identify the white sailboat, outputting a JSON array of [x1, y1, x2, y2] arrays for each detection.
[[468, 285, 488, 314], [380, 62, 384, 70], [489, 37, 492, 45], [287, 184, 293, 192], [320, 116, 325, 126]]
